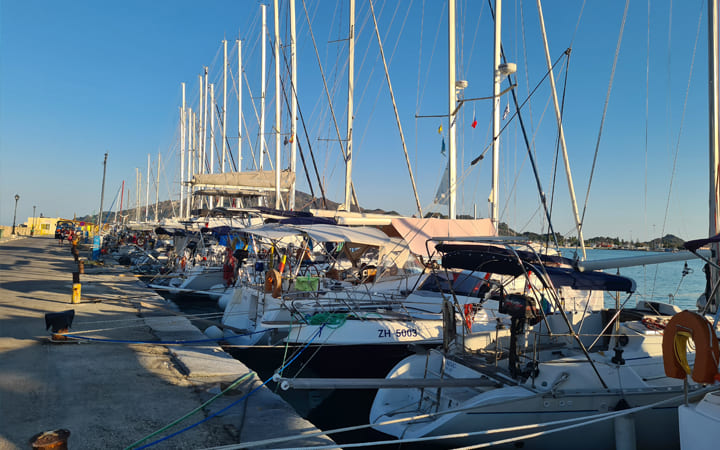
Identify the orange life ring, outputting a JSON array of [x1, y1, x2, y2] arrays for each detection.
[[662, 310, 720, 384], [264, 269, 282, 298]]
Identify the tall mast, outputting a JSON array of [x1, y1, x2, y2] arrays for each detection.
[[180, 82, 186, 218], [344, 0, 355, 212], [238, 39, 243, 172], [198, 74, 204, 176], [145, 154, 150, 222], [210, 84, 216, 173], [187, 108, 194, 217], [260, 4, 267, 172], [274, 0, 281, 209], [98, 152, 108, 229], [210, 83, 216, 209], [289, 0, 298, 210], [135, 168, 140, 223], [447, 0, 457, 219], [709, 0, 720, 313], [537, 0, 586, 258], [491, 0, 501, 231], [155, 152, 160, 222], [222, 40, 228, 175]]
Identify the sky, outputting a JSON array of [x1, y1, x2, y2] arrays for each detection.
[[0, 0, 713, 242]]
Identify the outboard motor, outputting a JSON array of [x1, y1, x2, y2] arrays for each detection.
[[499, 294, 540, 378]]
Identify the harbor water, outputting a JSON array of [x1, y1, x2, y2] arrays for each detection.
[[572, 248, 707, 311]]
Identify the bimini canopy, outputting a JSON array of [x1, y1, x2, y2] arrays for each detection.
[[291, 224, 393, 247], [441, 245, 635, 293], [389, 217, 496, 257], [242, 223, 302, 243], [291, 224, 413, 270]]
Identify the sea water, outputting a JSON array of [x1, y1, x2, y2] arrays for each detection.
[[565, 248, 707, 311]]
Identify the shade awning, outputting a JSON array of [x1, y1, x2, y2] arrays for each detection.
[[389, 217, 496, 257]]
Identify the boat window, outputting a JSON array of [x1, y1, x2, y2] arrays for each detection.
[[418, 272, 489, 297]]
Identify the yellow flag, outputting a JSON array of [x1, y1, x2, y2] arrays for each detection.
[[438, 124, 443, 134]]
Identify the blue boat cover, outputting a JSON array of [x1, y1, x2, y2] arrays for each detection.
[[684, 233, 720, 252], [441, 246, 635, 293]]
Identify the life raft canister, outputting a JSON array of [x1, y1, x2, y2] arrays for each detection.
[[264, 269, 282, 298], [662, 310, 720, 384]]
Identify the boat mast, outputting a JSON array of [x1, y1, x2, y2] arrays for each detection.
[[290, 0, 298, 210], [98, 152, 108, 229], [135, 167, 140, 222], [145, 153, 150, 222], [709, 0, 720, 313], [180, 82, 186, 218], [344, 0, 355, 212], [537, 0, 586, 258], [490, 0, 501, 231], [274, 0, 281, 209], [210, 83, 215, 209], [154, 152, 160, 222], [187, 108, 194, 217], [222, 40, 228, 176], [238, 39, 243, 172], [260, 4, 267, 172], [448, 0, 457, 220]]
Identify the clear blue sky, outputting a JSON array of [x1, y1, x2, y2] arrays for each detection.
[[0, 0, 712, 242]]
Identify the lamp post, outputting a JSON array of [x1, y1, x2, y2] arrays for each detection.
[[11, 194, 19, 235], [31, 205, 36, 236]]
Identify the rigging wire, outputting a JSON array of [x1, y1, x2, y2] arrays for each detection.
[[653, 3, 704, 300], [578, 0, 630, 234]]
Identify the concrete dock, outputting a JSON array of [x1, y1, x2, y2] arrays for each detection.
[[0, 236, 336, 449]]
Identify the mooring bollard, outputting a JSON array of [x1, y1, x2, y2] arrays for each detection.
[[71, 271, 81, 304], [71, 284, 81, 304], [30, 428, 70, 450]]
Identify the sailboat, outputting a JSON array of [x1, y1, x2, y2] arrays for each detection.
[[367, 1, 720, 448]]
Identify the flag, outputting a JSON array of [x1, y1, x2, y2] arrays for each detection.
[[441, 137, 446, 155], [471, 115, 477, 129], [434, 161, 450, 205], [503, 104, 510, 120], [438, 124, 443, 134]]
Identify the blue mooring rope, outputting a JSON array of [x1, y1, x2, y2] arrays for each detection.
[[129, 324, 327, 450]]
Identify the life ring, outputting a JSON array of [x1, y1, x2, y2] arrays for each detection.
[[264, 269, 282, 298], [662, 310, 720, 384]]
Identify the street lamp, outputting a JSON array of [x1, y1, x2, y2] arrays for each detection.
[[11, 194, 19, 235]]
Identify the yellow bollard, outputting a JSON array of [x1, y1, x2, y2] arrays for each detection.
[[71, 283, 81, 304]]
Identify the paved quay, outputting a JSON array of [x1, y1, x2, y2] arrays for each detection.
[[0, 236, 336, 449]]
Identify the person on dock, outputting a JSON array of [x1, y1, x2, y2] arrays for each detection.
[[70, 234, 79, 262]]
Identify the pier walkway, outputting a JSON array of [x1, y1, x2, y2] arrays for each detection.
[[0, 236, 335, 449]]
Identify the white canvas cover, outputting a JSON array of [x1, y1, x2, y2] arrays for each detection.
[[291, 224, 394, 248], [191, 170, 295, 190], [242, 223, 302, 242], [390, 217, 496, 258], [291, 224, 413, 271]]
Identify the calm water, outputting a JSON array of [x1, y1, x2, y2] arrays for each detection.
[[563, 248, 707, 310]]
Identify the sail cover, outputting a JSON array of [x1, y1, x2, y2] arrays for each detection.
[[191, 170, 295, 191], [390, 217, 496, 257]]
